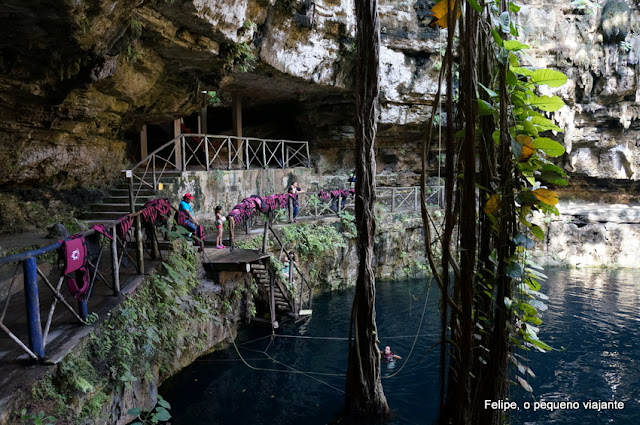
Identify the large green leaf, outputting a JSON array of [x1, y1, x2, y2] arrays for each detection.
[[533, 137, 565, 157], [529, 114, 563, 132], [504, 40, 530, 51], [478, 99, 494, 116], [511, 66, 534, 77], [531, 69, 568, 88], [539, 169, 568, 186], [528, 95, 565, 112], [465, 0, 482, 13]]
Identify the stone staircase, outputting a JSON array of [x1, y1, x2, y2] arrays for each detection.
[[79, 171, 182, 225]]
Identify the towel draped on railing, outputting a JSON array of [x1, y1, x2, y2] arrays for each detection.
[[227, 189, 355, 224]]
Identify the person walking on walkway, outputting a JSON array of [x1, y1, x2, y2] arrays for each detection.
[[288, 181, 305, 223], [179, 193, 199, 235]]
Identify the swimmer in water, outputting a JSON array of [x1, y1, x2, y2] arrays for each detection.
[[380, 345, 402, 362]]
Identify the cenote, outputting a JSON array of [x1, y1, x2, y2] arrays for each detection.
[[161, 269, 640, 425]]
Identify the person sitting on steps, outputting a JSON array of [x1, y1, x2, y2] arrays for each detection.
[[179, 193, 199, 236]]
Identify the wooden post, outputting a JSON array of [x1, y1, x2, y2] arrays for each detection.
[[128, 172, 135, 213], [414, 187, 418, 210], [78, 298, 88, 322], [173, 119, 182, 171], [135, 215, 144, 274], [232, 93, 243, 167], [262, 140, 266, 168], [269, 273, 278, 329], [140, 125, 148, 161], [281, 142, 285, 168], [199, 105, 208, 134], [391, 188, 396, 212], [305, 142, 310, 167], [23, 257, 44, 359], [262, 222, 269, 254], [111, 226, 120, 295], [229, 219, 235, 252]]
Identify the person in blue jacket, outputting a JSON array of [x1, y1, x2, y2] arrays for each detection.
[[179, 193, 199, 234]]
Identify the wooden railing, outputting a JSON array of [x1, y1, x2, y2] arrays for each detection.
[[125, 134, 310, 208], [261, 221, 313, 319], [0, 201, 173, 360]]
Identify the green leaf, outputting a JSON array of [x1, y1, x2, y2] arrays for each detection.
[[530, 224, 544, 240], [525, 277, 541, 291], [516, 190, 539, 205], [513, 233, 535, 249], [478, 99, 494, 116], [128, 408, 143, 416], [505, 262, 524, 278], [539, 169, 568, 186], [528, 94, 565, 112], [509, 2, 521, 13], [529, 114, 563, 132], [465, 0, 482, 13], [479, 82, 498, 98], [154, 407, 172, 421], [490, 28, 503, 47], [511, 66, 534, 77], [499, 11, 511, 33], [541, 162, 567, 175], [157, 396, 171, 409], [523, 315, 542, 325], [533, 137, 565, 157], [531, 68, 568, 88], [503, 40, 529, 51], [506, 70, 519, 86]]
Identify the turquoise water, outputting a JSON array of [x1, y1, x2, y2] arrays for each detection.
[[161, 270, 640, 424]]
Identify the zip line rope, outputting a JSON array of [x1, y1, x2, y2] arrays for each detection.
[[382, 277, 432, 379]]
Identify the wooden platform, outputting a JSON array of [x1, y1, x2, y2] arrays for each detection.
[[201, 248, 270, 273]]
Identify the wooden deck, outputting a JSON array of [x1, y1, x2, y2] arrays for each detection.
[[201, 247, 270, 273]]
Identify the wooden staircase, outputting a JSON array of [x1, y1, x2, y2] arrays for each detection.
[[249, 260, 311, 327], [79, 171, 182, 225]]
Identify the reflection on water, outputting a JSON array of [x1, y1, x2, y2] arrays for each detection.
[[161, 270, 640, 424], [517, 268, 640, 425]]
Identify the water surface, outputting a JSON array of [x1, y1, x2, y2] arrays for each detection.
[[162, 270, 640, 424]]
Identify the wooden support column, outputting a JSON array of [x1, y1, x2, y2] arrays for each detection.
[[140, 125, 148, 161], [199, 106, 208, 135], [173, 118, 182, 170], [135, 215, 144, 274], [232, 93, 243, 166], [111, 226, 120, 295]]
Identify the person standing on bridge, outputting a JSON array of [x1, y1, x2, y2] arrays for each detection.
[[179, 193, 199, 236], [288, 181, 305, 223]]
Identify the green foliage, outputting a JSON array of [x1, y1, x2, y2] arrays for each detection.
[[27, 240, 217, 421], [280, 222, 346, 261], [16, 409, 56, 425], [337, 210, 357, 238], [207, 91, 221, 106], [128, 395, 172, 424], [224, 42, 256, 73]]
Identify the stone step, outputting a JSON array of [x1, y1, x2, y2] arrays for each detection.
[[78, 211, 132, 221], [90, 203, 145, 213], [110, 188, 157, 197]]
